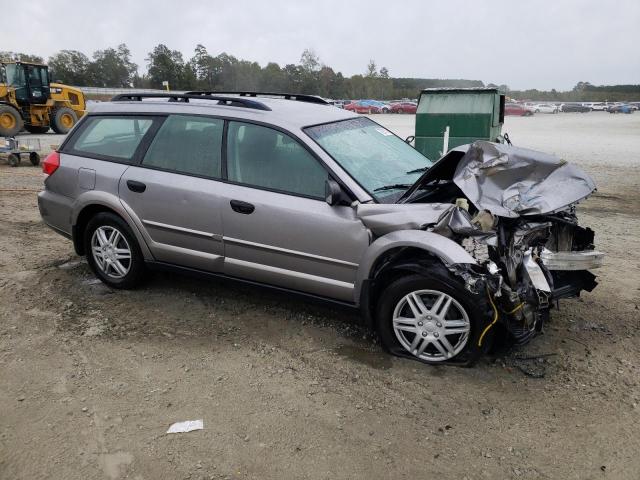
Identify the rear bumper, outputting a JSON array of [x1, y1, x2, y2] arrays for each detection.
[[38, 190, 73, 238]]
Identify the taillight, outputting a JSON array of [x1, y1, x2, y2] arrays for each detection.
[[43, 151, 60, 176]]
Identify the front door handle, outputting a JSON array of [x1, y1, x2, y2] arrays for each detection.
[[127, 180, 146, 193], [230, 199, 255, 215]]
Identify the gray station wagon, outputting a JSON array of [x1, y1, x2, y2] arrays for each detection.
[[38, 91, 603, 365]]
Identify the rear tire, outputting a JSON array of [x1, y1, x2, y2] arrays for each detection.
[[84, 212, 146, 289], [51, 107, 78, 134], [376, 270, 490, 365], [0, 105, 23, 137], [24, 125, 50, 134]]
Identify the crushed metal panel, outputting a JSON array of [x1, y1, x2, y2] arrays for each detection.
[[356, 203, 454, 236], [453, 141, 596, 217]]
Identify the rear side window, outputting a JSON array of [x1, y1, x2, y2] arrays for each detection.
[[69, 116, 153, 161], [227, 121, 327, 198], [142, 115, 223, 178]]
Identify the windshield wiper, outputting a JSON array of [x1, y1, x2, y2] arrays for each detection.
[[406, 166, 430, 174], [373, 183, 412, 192]]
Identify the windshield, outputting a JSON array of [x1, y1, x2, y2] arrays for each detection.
[[305, 117, 432, 202]]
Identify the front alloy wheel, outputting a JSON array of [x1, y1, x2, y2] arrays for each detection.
[[392, 290, 471, 362], [377, 272, 488, 365]]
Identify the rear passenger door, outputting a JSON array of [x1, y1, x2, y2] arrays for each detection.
[[221, 121, 370, 302], [118, 114, 226, 272]]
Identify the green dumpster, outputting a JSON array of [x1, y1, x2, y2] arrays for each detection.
[[415, 87, 505, 160]]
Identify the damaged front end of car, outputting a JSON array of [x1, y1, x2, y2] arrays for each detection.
[[365, 141, 604, 347], [435, 206, 601, 345]]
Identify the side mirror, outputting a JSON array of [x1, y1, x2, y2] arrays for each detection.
[[325, 179, 344, 206], [405, 135, 415, 144]]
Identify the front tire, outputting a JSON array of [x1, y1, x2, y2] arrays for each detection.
[[84, 212, 146, 289], [377, 272, 489, 365], [0, 105, 23, 137]]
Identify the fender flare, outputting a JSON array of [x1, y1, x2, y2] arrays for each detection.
[[354, 230, 476, 305], [71, 191, 153, 260]]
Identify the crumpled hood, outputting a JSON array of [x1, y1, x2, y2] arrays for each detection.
[[453, 141, 596, 218]]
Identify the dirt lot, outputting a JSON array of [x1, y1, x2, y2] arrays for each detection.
[[1, 112, 639, 480]]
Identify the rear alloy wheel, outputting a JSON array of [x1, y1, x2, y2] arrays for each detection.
[[85, 212, 146, 289], [397, 108, 404, 114], [377, 273, 488, 365], [51, 107, 78, 134], [0, 105, 24, 137]]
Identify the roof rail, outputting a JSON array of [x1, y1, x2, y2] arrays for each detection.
[[185, 91, 329, 105], [110, 93, 271, 111]]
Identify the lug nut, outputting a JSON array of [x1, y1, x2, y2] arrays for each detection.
[[434, 332, 439, 338], [427, 316, 432, 320], [422, 332, 428, 337], [418, 321, 423, 326], [436, 322, 442, 327]]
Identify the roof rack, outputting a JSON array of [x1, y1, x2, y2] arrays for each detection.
[[110, 93, 271, 111], [185, 91, 329, 105]]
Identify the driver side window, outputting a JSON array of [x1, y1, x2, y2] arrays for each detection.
[[227, 121, 327, 199]]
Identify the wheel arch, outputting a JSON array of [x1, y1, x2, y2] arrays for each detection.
[[72, 198, 152, 261], [355, 230, 477, 328]]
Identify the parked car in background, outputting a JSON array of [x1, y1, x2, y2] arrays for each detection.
[[505, 103, 533, 116], [561, 103, 592, 113], [331, 100, 351, 109], [533, 104, 558, 114], [390, 102, 417, 114], [590, 103, 608, 111], [607, 104, 634, 114], [344, 100, 389, 114]]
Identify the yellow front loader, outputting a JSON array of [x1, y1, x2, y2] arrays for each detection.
[[0, 60, 86, 136]]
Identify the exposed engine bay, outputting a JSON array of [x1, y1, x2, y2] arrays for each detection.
[[357, 141, 604, 345]]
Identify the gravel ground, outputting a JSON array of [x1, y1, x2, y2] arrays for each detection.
[[1, 112, 639, 480]]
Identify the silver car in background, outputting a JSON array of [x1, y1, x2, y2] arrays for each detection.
[[38, 91, 603, 365]]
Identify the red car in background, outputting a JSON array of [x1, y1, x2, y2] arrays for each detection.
[[344, 100, 388, 114], [505, 103, 534, 116], [390, 102, 417, 114]]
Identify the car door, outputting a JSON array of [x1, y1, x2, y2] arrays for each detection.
[[221, 120, 370, 303], [118, 114, 226, 272]]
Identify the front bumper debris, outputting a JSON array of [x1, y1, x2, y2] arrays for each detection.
[[540, 248, 604, 270]]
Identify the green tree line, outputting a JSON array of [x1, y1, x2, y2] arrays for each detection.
[[508, 82, 640, 102], [2, 45, 638, 101]]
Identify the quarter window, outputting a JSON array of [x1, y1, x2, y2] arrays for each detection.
[[142, 115, 223, 178], [69, 116, 153, 161], [227, 121, 327, 198]]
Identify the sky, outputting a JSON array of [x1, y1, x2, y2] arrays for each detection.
[[3, 0, 639, 90]]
